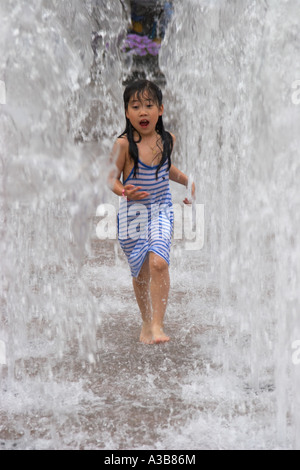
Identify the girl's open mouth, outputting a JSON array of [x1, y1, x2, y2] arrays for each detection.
[[139, 120, 150, 128]]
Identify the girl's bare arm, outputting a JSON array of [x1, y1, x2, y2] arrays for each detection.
[[108, 139, 150, 200], [169, 164, 189, 187], [169, 164, 196, 204], [169, 134, 195, 202], [107, 139, 127, 197]]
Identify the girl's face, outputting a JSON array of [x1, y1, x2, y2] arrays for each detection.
[[125, 91, 164, 136]]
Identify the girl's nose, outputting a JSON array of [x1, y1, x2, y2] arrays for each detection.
[[139, 106, 148, 115]]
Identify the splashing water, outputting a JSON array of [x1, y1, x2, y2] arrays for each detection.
[[160, 0, 300, 449], [0, 0, 299, 450]]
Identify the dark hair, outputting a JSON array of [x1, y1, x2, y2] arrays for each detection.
[[119, 79, 173, 179]]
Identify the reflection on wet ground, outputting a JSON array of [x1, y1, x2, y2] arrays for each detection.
[[0, 238, 278, 450]]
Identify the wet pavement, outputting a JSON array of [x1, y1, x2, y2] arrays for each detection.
[[0, 236, 281, 450]]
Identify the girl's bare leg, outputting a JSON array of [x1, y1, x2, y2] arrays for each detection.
[[132, 255, 153, 343], [149, 252, 170, 343]]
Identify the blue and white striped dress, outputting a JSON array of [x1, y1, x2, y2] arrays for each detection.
[[118, 157, 174, 278]]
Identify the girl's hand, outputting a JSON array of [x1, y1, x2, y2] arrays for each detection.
[[124, 184, 150, 201], [183, 182, 196, 205]]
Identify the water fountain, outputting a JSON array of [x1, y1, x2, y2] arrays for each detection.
[[0, 0, 128, 448], [0, 0, 299, 450], [160, 0, 300, 449]]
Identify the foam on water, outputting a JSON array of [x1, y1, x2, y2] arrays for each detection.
[[0, 0, 300, 450]]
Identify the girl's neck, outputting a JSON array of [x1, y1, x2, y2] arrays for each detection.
[[134, 129, 159, 144]]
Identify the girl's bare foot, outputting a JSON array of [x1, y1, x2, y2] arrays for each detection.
[[151, 324, 170, 344], [139, 322, 154, 344]]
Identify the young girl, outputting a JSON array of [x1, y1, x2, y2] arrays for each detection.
[[109, 79, 195, 344]]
